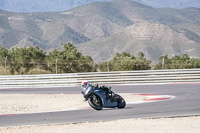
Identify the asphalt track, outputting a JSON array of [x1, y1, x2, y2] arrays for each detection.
[[0, 83, 200, 127]]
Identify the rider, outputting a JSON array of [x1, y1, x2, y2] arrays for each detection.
[[81, 81, 97, 91], [81, 81, 113, 98]]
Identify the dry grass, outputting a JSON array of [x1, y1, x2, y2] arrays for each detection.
[[0, 67, 6, 75], [0, 67, 52, 75], [27, 68, 52, 75]]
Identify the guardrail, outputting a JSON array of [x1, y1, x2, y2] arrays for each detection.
[[0, 69, 200, 88]]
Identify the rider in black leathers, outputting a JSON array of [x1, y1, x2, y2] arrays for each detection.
[[81, 81, 113, 99]]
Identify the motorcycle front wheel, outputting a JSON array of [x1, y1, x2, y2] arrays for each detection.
[[88, 94, 103, 110]]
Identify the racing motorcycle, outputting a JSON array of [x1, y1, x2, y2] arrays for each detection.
[[81, 85, 126, 110]]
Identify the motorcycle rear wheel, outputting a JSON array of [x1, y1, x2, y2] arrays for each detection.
[[115, 94, 126, 109], [88, 95, 103, 110]]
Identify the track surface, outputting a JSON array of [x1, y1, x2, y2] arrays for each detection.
[[0, 83, 200, 127]]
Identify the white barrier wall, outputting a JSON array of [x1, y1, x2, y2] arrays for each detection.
[[0, 69, 200, 88]]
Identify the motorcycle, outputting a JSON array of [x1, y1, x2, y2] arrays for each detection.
[[81, 85, 126, 110]]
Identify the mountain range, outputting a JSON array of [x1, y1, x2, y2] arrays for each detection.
[[0, 0, 200, 64], [0, 0, 200, 12], [134, 0, 200, 9]]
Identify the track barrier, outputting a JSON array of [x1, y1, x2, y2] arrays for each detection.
[[0, 69, 200, 88]]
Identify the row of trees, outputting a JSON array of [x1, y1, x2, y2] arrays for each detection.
[[0, 43, 94, 75], [155, 54, 200, 69], [98, 52, 151, 71], [1, 43, 200, 75]]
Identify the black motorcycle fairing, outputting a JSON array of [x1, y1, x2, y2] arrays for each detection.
[[82, 86, 93, 100], [91, 89, 107, 105]]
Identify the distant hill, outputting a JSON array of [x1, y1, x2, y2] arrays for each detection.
[[77, 22, 200, 64], [0, 0, 200, 64], [134, 0, 200, 9], [0, 0, 109, 12], [0, 0, 200, 12]]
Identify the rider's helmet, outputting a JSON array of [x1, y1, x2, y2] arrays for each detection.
[[81, 81, 89, 90]]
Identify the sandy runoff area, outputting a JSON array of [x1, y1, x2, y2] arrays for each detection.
[[0, 93, 144, 114], [0, 94, 199, 133]]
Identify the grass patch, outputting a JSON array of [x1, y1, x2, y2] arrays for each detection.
[[0, 67, 6, 75], [0, 67, 52, 75]]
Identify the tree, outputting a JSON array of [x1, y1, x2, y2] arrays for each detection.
[[155, 55, 171, 69], [155, 54, 200, 69], [109, 52, 135, 71], [134, 52, 151, 70], [47, 49, 60, 73], [0, 47, 9, 66], [0, 47, 9, 74], [98, 52, 151, 71], [47, 43, 94, 73], [9, 47, 34, 74], [28, 46, 47, 70]]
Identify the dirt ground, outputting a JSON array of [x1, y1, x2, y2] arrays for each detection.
[[0, 94, 199, 133], [0, 116, 199, 133], [0, 94, 143, 114]]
